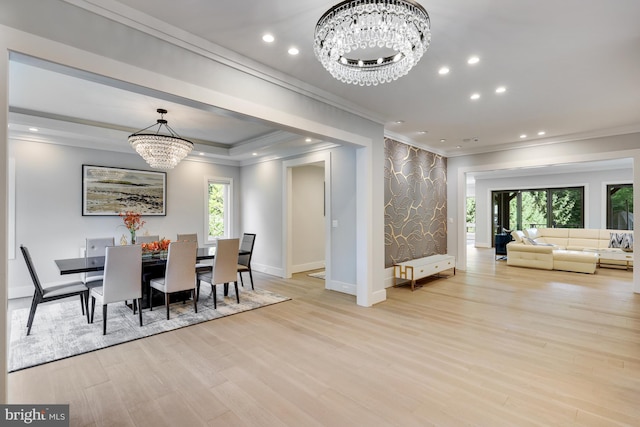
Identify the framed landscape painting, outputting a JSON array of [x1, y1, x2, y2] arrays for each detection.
[[82, 165, 166, 216]]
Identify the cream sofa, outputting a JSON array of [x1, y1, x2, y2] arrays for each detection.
[[506, 228, 633, 273]]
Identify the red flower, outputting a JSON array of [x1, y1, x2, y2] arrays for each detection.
[[119, 211, 145, 232]]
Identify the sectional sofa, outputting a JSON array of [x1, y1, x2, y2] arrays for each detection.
[[506, 228, 634, 273]]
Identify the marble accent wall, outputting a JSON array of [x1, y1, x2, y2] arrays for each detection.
[[384, 138, 447, 268]]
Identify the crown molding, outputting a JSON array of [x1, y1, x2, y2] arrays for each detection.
[[61, 0, 387, 126]]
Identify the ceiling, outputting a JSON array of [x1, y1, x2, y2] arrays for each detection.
[[8, 0, 640, 163]]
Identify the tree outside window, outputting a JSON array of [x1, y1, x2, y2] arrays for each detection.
[[206, 179, 231, 241]]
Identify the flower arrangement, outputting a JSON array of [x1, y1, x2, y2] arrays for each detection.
[[119, 211, 145, 244], [141, 238, 171, 253]]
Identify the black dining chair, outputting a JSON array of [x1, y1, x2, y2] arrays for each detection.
[[20, 245, 90, 335], [237, 233, 256, 290]]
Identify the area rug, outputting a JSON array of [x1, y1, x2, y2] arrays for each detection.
[[9, 288, 290, 372], [307, 270, 325, 279]]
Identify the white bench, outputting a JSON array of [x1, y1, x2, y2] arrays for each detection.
[[393, 255, 456, 291]]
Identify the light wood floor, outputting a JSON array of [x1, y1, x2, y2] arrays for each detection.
[[8, 248, 640, 426]]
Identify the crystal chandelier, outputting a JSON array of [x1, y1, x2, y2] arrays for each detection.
[[314, 0, 431, 86], [128, 109, 194, 169]]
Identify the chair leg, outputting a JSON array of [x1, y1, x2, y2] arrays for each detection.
[[213, 284, 217, 309], [26, 292, 39, 336], [102, 304, 108, 335], [165, 293, 170, 320], [248, 269, 254, 290], [84, 291, 90, 323], [90, 296, 96, 323], [149, 288, 153, 311], [137, 298, 143, 327], [80, 294, 85, 315], [196, 280, 200, 301], [239, 271, 244, 287], [193, 289, 197, 314], [234, 281, 239, 304]]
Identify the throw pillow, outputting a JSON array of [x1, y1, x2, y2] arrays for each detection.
[[511, 230, 525, 243], [610, 232, 633, 249], [524, 228, 540, 240]]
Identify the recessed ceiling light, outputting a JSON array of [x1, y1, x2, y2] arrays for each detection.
[[28, 127, 38, 132], [467, 56, 480, 65], [440, 139, 446, 143], [305, 138, 312, 142], [418, 131, 428, 135], [520, 134, 527, 139], [288, 47, 299, 55], [199, 152, 205, 156], [252, 152, 258, 156], [262, 34, 275, 43], [438, 66, 450, 75], [456, 145, 462, 149], [537, 131, 546, 136], [495, 86, 506, 94], [394, 120, 404, 124], [470, 93, 480, 100]]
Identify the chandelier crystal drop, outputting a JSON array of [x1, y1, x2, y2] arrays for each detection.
[[128, 109, 194, 169], [314, 0, 431, 86]]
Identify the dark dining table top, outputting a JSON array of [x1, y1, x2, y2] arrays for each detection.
[[55, 247, 246, 275]]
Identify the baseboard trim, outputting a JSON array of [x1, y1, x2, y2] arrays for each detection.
[[327, 280, 356, 296], [291, 261, 325, 274], [371, 289, 387, 305], [252, 263, 284, 278]]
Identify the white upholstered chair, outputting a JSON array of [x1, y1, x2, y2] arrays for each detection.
[[83, 237, 114, 288], [177, 232, 211, 273], [136, 235, 159, 244], [150, 241, 198, 320], [90, 245, 143, 335], [197, 238, 240, 309]]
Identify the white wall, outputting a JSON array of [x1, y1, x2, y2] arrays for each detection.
[[241, 145, 358, 290], [474, 168, 633, 247], [8, 139, 241, 298], [291, 165, 325, 273]]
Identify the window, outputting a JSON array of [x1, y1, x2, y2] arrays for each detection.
[[607, 184, 633, 230], [205, 177, 232, 242], [492, 186, 584, 240]]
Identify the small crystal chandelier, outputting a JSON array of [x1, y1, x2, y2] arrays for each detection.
[[314, 0, 431, 86], [128, 109, 194, 169]]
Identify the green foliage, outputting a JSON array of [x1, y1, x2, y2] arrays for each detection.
[[609, 185, 633, 229], [466, 197, 476, 224], [552, 189, 582, 227], [208, 183, 225, 238]]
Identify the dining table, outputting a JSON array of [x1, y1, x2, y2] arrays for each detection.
[[55, 247, 249, 309]]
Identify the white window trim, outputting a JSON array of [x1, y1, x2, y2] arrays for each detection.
[[204, 176, 233, 243]]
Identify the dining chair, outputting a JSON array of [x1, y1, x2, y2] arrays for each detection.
[[237, 233, 256, 290], [82, 237, 115, 315], [149, 241, 198, 320], [89, 245, 143, 335], [177, 233, 212, 273], [20, 245, 89, 336], [136, 235, 159, 244], [197, 238, 240, 309], [83, 237, 114, 286]]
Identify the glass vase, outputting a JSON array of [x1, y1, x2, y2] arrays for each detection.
[[130, 229, 136, 245]]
